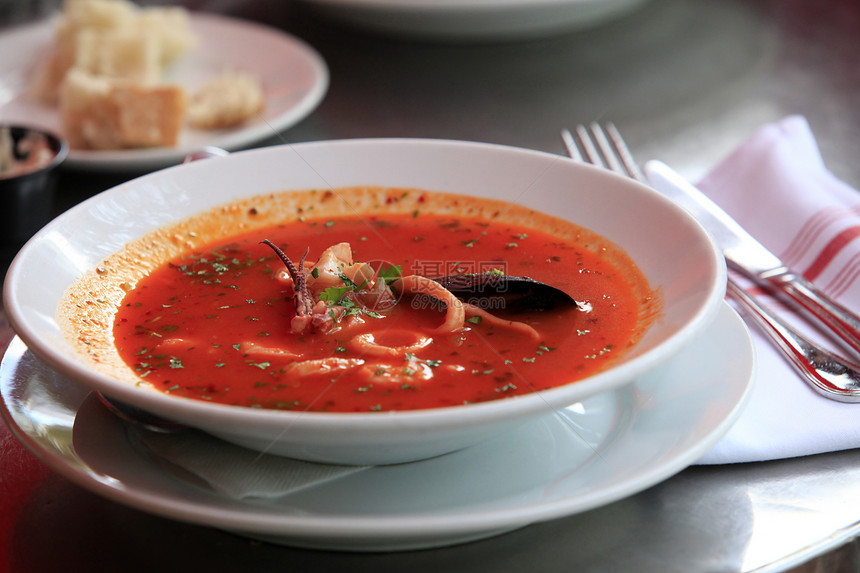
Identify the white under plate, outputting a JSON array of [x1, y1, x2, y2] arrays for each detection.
[[299, 0, 650, 40], [0, 302, 753, 551], [0, 13, 328, 172]]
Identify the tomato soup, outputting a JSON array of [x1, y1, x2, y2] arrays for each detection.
[[110, 209, 655, 412]]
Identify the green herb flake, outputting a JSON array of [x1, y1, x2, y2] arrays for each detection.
[[465, 315, 482, 324], [377, 265, 403, 285], [320, 286, 352, 304]]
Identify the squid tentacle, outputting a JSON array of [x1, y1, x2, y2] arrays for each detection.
[[261, 240, 313, 316]]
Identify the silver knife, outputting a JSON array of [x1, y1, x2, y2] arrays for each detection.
[[643, 159, 860, 357]]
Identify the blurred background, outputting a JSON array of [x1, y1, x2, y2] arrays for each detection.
[[1, 0, 858, 201]]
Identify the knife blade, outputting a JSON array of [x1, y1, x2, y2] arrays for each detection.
[[643, 159, 860, 357]]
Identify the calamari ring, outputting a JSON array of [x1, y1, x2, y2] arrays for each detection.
[[348, 332, 433, 358], [462, 303, 541, 342], [358, 360, 435, 384], [392, 275, 465, 334], [284, 357, 365, 377]]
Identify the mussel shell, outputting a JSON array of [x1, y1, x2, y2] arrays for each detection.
[[431, 274, 577, 313]]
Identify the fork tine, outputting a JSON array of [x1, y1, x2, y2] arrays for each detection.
[[559, 128, 582, 162], [562, 122, 646, 184], [604, 122, 646, 183], [561, 125, 608, 168], [587, 122, 625, 175], [575, 124, 606, 168]]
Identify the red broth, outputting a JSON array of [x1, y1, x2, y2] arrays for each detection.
[[113, 213, 652, 412]]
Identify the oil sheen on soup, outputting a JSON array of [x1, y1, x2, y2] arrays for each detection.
[[111, 194, 656, 413]]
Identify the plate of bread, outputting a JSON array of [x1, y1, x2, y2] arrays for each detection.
[[0, 0, 328, 172]]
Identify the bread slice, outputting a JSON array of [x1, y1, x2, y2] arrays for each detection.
[[60, 69, 187, 149], [188, 71, 265, 130], [59, 69, 121, 149], [31, 0, 196, 103], [138, 7, 197, 66], [61, 0, 137, 30], [73, 27, 161, 83], [112, 82, 187, 147]]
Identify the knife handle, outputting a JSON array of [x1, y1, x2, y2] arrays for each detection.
[[763, 272, 860, 357], [726, 280, 860, 402]]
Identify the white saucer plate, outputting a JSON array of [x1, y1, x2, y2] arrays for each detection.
[[0, 13, 328, 172], [299, 0, 650, 41], [0, 302, 754, 551]]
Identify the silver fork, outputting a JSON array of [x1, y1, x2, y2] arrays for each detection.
[[562, 122, 860, 403]]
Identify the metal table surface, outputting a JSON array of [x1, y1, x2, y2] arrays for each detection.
[[1, 0, 859, 571]]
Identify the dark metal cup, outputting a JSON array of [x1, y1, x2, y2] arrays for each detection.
[[0, 124, 68, 249]]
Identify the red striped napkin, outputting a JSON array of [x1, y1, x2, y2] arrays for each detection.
[[695, 115, 860, 464]]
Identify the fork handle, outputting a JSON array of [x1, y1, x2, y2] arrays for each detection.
[[726, 279, 860, 402], [758, 270, 860, 358]]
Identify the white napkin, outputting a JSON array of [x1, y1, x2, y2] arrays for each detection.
[[692, 115, 860, 464]]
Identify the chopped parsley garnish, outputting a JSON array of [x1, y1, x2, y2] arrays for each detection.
[[377, 264, 402, 285], [320, 285, 353, 304]]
